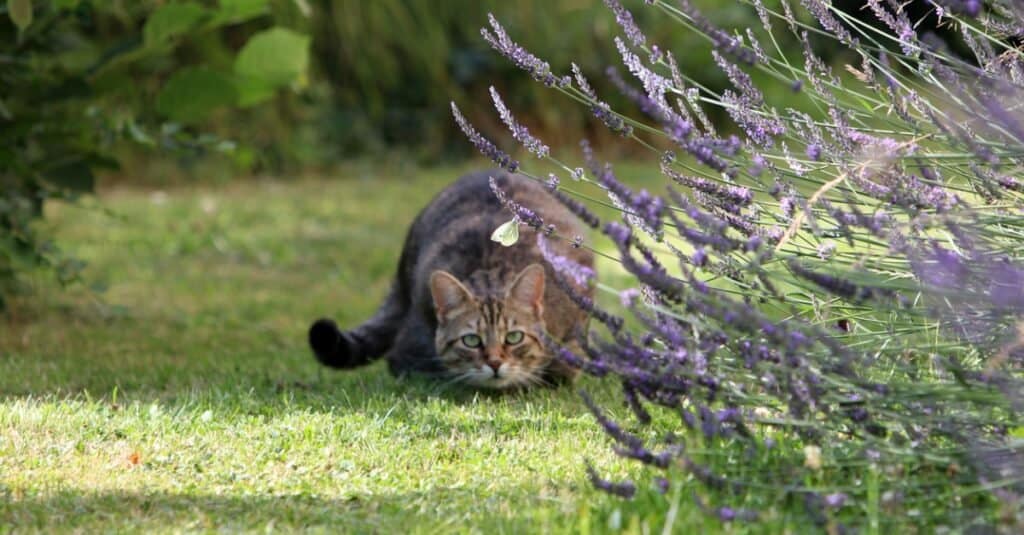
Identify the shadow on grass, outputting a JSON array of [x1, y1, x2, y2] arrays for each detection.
[[1, 488, 557, 532]]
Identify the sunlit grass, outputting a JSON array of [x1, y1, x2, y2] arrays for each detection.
[[2, 160, 997, 532], [1, 161, 734, 533]]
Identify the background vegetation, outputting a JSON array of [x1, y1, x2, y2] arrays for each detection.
[[1, 0, 766, 304], [0, 164, 673, 532]]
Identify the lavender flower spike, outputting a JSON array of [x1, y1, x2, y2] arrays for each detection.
[[537, 234, 595, 288], [451, 102, 519, 172], [585, 462, 636, 498], [604, 0, 647, 48], [482, 14, 571, 88], [489, 176, 544, 229], [489, 87, 550, 158]]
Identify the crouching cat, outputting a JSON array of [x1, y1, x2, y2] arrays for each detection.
[[308, 170, 594, 389]]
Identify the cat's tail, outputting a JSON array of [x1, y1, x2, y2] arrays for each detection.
[[309, 284, 406, 369]]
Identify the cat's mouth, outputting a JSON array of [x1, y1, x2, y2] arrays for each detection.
[[458, 365, 528, 389]]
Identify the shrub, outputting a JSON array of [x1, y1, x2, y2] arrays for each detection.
[[0, 0, 310, 306], [456, 0, 1024, 529]]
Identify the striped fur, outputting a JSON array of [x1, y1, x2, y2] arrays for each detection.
[[309, 169, 594, 389]]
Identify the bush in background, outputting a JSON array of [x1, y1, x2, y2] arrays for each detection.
[[0, 0, 311, 306], [311, 0, 782, 161]]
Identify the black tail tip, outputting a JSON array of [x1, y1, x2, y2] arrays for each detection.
[[309, 318, 345, 366]]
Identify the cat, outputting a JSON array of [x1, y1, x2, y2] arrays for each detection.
[[308, 169, 594, 389]]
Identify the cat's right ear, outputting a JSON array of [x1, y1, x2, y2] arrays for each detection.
[[430, 270, 475, 322]]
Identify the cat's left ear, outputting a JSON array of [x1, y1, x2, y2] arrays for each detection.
[[430, 270, 476, 322], [506, 264, 545, 318]]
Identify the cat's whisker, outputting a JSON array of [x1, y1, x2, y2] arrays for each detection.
[[528, 373, 550, 388], [440, 371, 474, 389]]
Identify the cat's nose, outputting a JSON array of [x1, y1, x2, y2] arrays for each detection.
[[486, 360, 502, 375]]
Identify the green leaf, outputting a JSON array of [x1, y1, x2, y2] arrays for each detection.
[[156, 68, 238, 123], [9, 0, 32, 31], [232, 75, 276, 107], [216, 0, 269, 23], [234, 27, 310, 88], [143, 2, 207, 46], [491, 220, 520, 247]]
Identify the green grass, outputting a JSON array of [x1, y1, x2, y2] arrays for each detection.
[[0, 161, 750, 533], [5, 160, 989, 533]]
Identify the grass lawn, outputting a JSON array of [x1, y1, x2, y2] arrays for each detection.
[[0, 161, 747, 533]]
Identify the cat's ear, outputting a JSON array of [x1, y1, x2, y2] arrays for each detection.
[[506, 264, 545, 317], [430, 270, 475, 322]]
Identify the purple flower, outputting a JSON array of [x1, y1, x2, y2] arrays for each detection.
[[489, 176, 544, 229], [800, 0, 858, 46], [571, 63, 597, 100], [489, 86, 549, 158], [934, 0, 981, 17], [450, 102, 518, 172], [913, 246, 968, 292], [604, 221, 633, 247], [551, 270, 623, 332], [615, 37, 672, 110], [594, 162, 664, 236], [806, 143, 821, 161], [550, 188, 600, 229], [623, 382, 652, 424], [677, 0, 756, 65], [590, 101, 634, 137], [823, 495, 856, 529], [545, 338, 609, 377], [713, 51, 764, 108], [581, 390, 645, 449], [537, 234, 594, 288], [751, 0, 772, 29], [482, 14, 570, 88], [663, 161, 753, 208], [866, 0, 917, 57], [604, 0, 646, 48], [619, 288, 641, 308], [585, 462, 636, 498], [649, 45, 662, 63], [692, 247, 707, 267]]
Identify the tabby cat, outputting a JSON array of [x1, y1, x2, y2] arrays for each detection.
[[308, 169, 594, 389]]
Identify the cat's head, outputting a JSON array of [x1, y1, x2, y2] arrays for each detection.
[[429, 264, 551, 389]]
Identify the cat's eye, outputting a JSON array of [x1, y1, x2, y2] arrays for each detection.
[[461, 334, 483, 348], [504, 330, 525, 345]]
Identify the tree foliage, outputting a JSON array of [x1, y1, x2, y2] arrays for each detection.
[[0, 0, 311, 306]]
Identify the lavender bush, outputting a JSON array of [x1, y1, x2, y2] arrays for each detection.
[[455, 0, 1024, 530]]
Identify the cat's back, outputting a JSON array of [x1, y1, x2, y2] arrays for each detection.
[[397, 169, 591, 304], [418, 169, 581, 229], [405, 169, 571, 250], [412, 169, 505, 231]]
